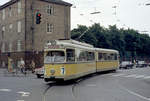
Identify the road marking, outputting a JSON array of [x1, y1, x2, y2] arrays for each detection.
[[0, 89, 11, 92], [17, 91, 30, 97], [112, 74, 125, 77], [144, 76, 150, 79], [134, 75, 145, 78], [86, 84, 97, 87], [17, 100, 24, 101], [124, 74, 137, 78], [123, 88, 150, 101]]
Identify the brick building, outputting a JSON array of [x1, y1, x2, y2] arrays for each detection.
[[0, 0, 72, 68]]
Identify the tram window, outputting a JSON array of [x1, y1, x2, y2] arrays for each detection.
[[103, 53, 107, 60], [66, 49, 75, 62], [87, 52, 95, 61], [114, 54, 118, 60], [44, 51, 65, 63], [98, 53, 103, 61], [78, 51, 88, 62], [107, 54, 111, 60], [109, 53, 114, 60]]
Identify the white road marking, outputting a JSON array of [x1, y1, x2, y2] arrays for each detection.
[[144, 76, 150, 79], [86, 84, 97, 87], [17, 91, 30, 97], [112, 74, 125, 77], [0, 89, 11, 92], [17, 100, 24, 101], [124, 74, 137, 78], [134, 75, 145, 78], [122, 87, 150, 101]]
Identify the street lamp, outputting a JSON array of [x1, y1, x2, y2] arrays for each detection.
[[145, 3, 150, 6], [90, 11, 101, 15]]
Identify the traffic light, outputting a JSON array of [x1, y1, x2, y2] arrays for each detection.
[[36, 12, 41, 24]]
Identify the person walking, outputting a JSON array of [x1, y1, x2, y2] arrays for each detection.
[[31, 60, 35, 73], [20, 58, 26, 75], [8, 57, 13, 73]]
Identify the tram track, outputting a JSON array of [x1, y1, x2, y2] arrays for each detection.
[[71, 78, 88, 101], [42, 82, 55, 101]]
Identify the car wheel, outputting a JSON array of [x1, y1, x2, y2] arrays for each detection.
[[44, 78, 49, 82], [37, 74, 41, 78]]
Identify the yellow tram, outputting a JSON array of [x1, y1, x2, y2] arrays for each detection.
[[44, 40, 119, 82]]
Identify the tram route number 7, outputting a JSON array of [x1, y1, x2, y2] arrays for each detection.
[[61, 67, 65, 75]]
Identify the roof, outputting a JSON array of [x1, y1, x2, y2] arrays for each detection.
[[45, 40, 95, 51], [95, 48, 119, 54], [41, 0, 72, 6], [0, 0, 18, 10], [45, 40, 119, 53], [0, 0, 72, 10]]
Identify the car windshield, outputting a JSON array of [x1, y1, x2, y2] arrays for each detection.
[[44, 51, 65, 63]]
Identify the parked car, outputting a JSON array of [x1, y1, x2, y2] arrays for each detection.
[[136, 61, 148, 68], [119, 61, 134, 69], [35, 66, 44, 78]]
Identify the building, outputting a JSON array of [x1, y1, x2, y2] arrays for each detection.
[[0, 0, 72, 68]]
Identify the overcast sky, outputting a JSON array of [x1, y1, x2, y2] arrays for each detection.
[[1, 0, 150, 34]]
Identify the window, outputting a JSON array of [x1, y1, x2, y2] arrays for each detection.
[[77, 51, 88, 62], [9, 24, 13, 30], [87, 52, 95, 61], [17, 40, 21, 51], [1, 42, 5, 52], [44, 51, 65, 63], [2, 26, 5, 39], [18, 21, 21, 33], [47, 23, 53, 33], [66, 49, 75, 62], [2, 9, 5, 20], [98, 53, 103, 61], [18, 1, 21, 14], [114, 54, 118, 60], [9, 43, 12, 52], [98, 53, 108, 61], [9, 7, 12, 17], [47, 5, 53, 15], [2, 26, 5, 32]]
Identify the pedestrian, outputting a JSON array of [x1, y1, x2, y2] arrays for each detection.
[[11, 60, 15, 73], [31, 60, 35, 73], [8, 57, 13, 73], [20, 58, 26, 75]]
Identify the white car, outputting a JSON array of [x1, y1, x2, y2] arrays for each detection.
[[35, 66, 44, 78], [136, 61, 148, 68], [119, 61, 133, 69]]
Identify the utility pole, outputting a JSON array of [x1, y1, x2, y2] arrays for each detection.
[[31, 1, 34, 51]]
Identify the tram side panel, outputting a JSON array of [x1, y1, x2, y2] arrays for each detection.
[[96, 52, 119, 72], [96, 61, 119, 72], [44, 62, 96, 81]]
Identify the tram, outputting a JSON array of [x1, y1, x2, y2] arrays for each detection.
[[44, 40, 119, 82]]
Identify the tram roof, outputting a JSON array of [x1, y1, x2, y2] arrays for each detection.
[[45, 40, 119, 53], [45, 40, 95, 51], [95, 48, 119, 53]]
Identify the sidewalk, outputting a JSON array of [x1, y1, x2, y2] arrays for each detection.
[[0, 68, 34, 77]]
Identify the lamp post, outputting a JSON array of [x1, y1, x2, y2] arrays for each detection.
[[145, 3, 150, 6]]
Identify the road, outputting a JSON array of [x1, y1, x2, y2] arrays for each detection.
[[0, 67, 150, 101]]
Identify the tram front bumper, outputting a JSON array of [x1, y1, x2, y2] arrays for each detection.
[[44, 75, 66, 81]]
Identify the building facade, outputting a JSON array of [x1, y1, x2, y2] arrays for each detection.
[[0, 0, 72, 68]]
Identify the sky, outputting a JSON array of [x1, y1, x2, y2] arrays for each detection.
[[1, 0, 150, 34]]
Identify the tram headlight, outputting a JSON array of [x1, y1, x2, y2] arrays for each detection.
[[50, 69, 55, 75]]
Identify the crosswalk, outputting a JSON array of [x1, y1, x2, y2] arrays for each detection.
[[112, 73, 150, 79]]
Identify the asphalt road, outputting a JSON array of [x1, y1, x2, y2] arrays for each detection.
[[0, 67, 150, 101]]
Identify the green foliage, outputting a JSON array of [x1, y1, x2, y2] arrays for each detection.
[[71, 23, 150, 60]]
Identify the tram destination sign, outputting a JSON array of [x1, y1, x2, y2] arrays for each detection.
[[47, 45, 60, 49]]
